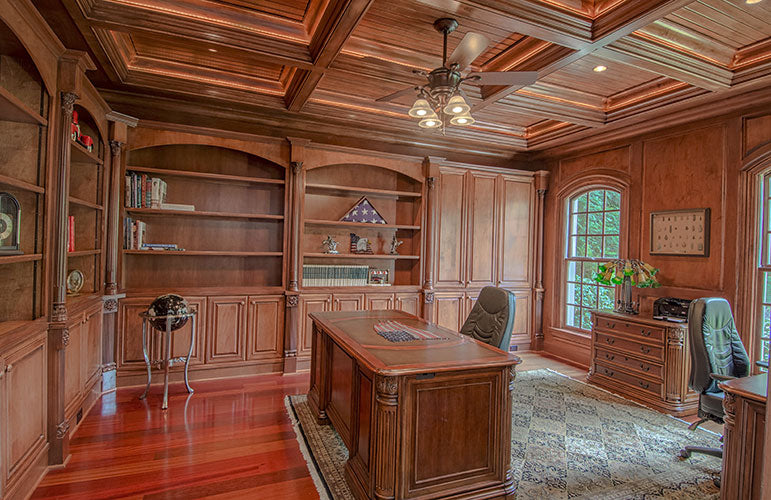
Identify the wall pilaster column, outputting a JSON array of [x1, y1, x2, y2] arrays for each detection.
[[422, 157, 439, 323], [105, 139, 123, 296], [532, 170, 549, 349]]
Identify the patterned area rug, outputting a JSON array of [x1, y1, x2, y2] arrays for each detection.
[[285, 369, 721, 499]]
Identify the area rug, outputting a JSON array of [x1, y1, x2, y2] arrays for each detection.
[[285, 369, 721, 499]]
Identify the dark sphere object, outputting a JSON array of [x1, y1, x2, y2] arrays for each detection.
[[147, 294, 189, 331]]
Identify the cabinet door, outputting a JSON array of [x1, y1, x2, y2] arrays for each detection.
[[206, 296, 247, 364], [247, 295, 284, 361], [2, 336, 46, 487], [84, 307, 103, 391], [499, 177, 533, 287], [464, 290, 480, 320], [64, 314, 83, 415], [299, 294, 332, 357], [466, 172, 497, 287], [509, 289, 532, 347], [395, 293, 420, 317], [333, 293, 365, 311], [433, 291, 465, 332], [366, 293, 394, 311], [169, 297, 206, 366], [436, 168, 467, 287]]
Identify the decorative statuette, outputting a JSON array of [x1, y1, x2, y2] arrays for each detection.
[[350, 233, 373, 254], [321, 235, 339, 254], [389, 234, 404, 255]]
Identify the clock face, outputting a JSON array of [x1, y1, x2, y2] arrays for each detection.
[[0, 212, 12, 242]]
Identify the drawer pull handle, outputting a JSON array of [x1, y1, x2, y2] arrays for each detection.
[[639, 363, 650, 372], [641, 329, 651, 337], [640, 346, 651, 354], [603, 368, 614, 377], [639, 381, 650, 389], [605, 338, 615, 344], [605, 354, 615, 361]]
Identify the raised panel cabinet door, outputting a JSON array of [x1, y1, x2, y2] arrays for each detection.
[[366, 293, 394, 311], [499, 177, 533, 287], [395, 293, 420, 317], [464, 291, 480, 320], [434, 292, 465, 332], [84, 307, 103, 390], [3, 336, 46, 487], [508, 289, 532, 348], [300, 294, 332, 357], [206, 296, 247, 364], [169, 297, 206, 366], [64, 315, 84, 415], [247, 295, 284, 361], [117, 297, 155, 369], [333, 293, 365, 312], [466, 172, 497, 287], [436, 168, 467, 287]]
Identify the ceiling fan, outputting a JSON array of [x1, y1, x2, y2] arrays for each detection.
[[375, 18, 538, 130]]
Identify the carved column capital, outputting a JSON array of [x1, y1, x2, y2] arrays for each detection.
[[52, 303, 67, 323], [56, 420, 70, 439], [426, 176, 436, 190], [536, 187, 547, 198], [423, 291, 434, 304], [508, 366, 517, 392], [376, 376, 399, 398], [286, 294, 299, 307], [60, 91, 78, 114], [291, 161, 303, 174], [666, 327, 685, 347], [109, 140, 124, 157]]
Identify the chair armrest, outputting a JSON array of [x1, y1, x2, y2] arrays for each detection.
[[756, 360, 769, 369], [709, 373, 736, 382]]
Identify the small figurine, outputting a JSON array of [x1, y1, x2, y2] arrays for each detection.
[[79, 134, 94, 152], [70, 110, 80, 141], [389, 234, 404, 255], [322, 235, 339, 254]]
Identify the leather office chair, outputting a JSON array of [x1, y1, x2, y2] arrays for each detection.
[[679, 297, 750, 460], [460, 286, 515, 351]]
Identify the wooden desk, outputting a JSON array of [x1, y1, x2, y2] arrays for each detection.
[[719, 375, 767, 500], [308, 310, 520, 500]]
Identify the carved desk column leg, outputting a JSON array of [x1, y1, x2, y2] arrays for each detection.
[[720, 392, 737, 499], [503, 366, 517, 494], [374, 375, 399, 500]]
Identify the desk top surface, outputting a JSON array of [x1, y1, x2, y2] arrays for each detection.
[[720, 374, 768, 403], [309, 310, 521, 376]]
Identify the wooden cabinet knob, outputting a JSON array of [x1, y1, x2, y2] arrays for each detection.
[[639, 381, 650, 389], [603, 368, 614, 377]]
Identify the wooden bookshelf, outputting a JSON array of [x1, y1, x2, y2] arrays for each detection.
[[121, 144, 287, 290], [302, 163, 424, 288], [0, 173, 46, 194], [0, 84, 47, 125], [0, 253, 43, 265], [70, 139, 103, 164]]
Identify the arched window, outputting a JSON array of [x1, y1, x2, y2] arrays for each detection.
[[564, 188, 621, 331], [755, 172, 771, 366]]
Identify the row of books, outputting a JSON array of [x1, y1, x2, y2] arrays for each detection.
[[125, 171, 168, 208], [124, 217, 185, 251], [303, 265, 369, 287]]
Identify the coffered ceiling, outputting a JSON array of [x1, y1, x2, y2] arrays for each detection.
[[37, 0, 771, 161]]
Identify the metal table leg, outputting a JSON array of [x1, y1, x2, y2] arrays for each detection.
[[139, 318, 151, 400], [162, 317, 172, 410], [184, 314, 195, 394]]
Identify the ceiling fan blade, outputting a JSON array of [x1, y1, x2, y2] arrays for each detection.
[[375, 86, 418, 102], [467, 71, 538, 87], [447, 32, 489, 71]]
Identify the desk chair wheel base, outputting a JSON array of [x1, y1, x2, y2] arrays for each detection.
[[679, 446, 722, 459]]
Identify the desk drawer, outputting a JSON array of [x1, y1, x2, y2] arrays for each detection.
[[594, 362, 662, 398], [595, 332, 664, 361], [595, 317, 665, 343], [595, 348, 663, 380]]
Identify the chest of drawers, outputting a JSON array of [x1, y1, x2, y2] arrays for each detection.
[[587, 311, 698, 416]]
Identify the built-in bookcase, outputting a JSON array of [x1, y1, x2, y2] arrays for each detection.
[[302, 164, 423, 288], [0, 40, 49, 323], [121, 144, 286, 290], [67, 104, 105, 299]]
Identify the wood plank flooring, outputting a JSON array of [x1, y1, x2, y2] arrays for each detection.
[[30, 352, 713, 499]]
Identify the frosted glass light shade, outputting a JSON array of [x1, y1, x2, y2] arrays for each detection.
[[450, 112, 475, 126], [418, 112, 442, 128], [408, 98, 433, 118], [443, 94, 470, 115]]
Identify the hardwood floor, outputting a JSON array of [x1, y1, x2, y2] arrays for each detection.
[[30, 352, 713, 499]]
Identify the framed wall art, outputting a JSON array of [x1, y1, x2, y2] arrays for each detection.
[[650, 208, 710, 257]]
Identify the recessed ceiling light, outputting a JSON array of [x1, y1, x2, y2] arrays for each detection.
[[746, 0, 762, 4], [208, 48, 218, 53], [593, 65, 607, 72]]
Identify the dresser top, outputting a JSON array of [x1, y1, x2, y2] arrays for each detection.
[[592, 310, 688, 329]]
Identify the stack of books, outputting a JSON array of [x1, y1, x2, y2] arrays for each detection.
[[303, 265, 369, 287], [124, 217, 184, 251], [125, 171, 168, 208]]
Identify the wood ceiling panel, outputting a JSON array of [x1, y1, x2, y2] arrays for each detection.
[[211, 0, 311, 22], [129, 33, 287, 81], [664, 0, 771, 49], [345, 0, 519, 68], [539, 53, 661, 96]]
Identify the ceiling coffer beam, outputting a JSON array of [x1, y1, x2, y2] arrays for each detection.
[[284, 0, 374, 111]]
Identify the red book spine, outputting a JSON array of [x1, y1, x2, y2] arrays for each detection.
[[68, 215, 75, 252]]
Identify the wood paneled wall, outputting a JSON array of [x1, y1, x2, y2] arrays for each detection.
[[540, 106, 771, 367]]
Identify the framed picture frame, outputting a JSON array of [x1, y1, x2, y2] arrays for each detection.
[[650, 208, 710, 257]]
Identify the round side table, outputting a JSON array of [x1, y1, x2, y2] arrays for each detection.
[[138, 310, 197, 409]]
